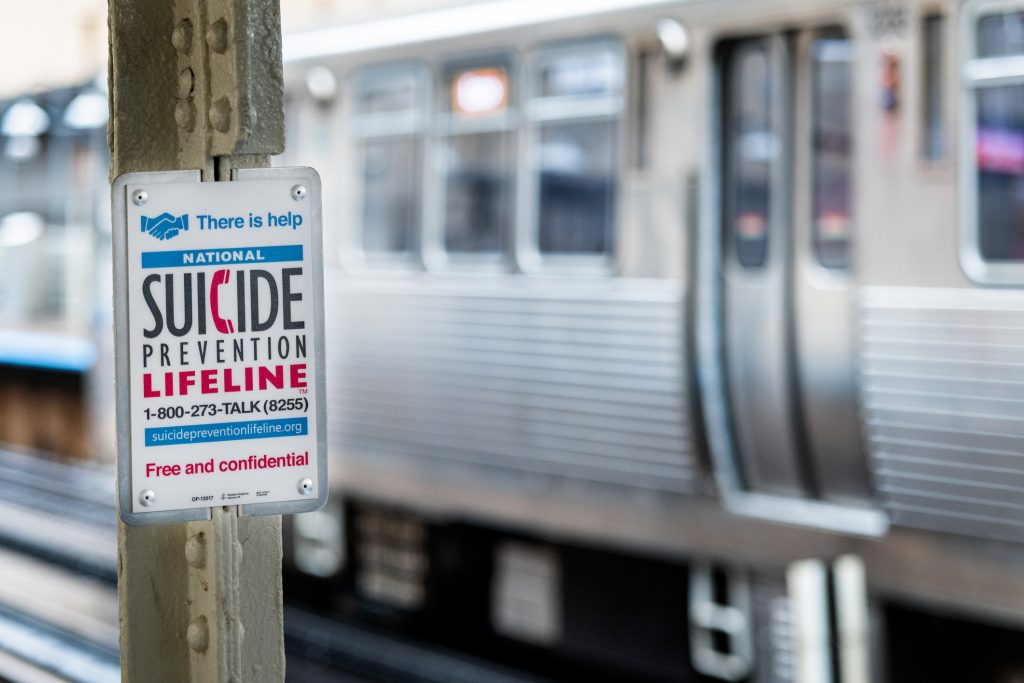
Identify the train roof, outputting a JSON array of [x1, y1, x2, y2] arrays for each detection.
[[283, 0, 681, 63]]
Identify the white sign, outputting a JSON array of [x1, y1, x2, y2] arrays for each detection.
[[112, 168, 327, 525]]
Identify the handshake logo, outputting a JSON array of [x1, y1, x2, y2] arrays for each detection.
[[141, 213, 189, 241]]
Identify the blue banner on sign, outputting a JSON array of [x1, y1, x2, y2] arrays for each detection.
[[141, 245, 303, 268], [145, 417, 308, 446]]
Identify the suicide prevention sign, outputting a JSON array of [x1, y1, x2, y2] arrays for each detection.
[[112, 168, 327, 525]]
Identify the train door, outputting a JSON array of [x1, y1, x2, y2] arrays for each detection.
[[707, 26, 878, 525], [790, 30, 872, 505], [720, 35, 803, 497]]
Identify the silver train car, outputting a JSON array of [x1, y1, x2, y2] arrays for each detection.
[[281, 1, 1024, 680]]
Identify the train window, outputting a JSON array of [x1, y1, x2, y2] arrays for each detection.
[[361, 138, 422, 254], [358, 69, 422, 115], [0, 141, 49, 220], [965, 9, 1024, 268], [0, 98, 57, 225], [63, 89, 109, 229], [537, 46, 622, 99], [976, 10, 1024, 58], [810, 34, 853, 269], [0, 92, 105, 330], [922, 14, 947, 161], [973, 84, 1024, 260], [353, 66, 427, 255], [529, 42, 623, 256], [440, 60, 515, 254], [722, 40, 777, 268]]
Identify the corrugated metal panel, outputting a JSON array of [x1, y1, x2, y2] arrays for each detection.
[[324, 276, 700, 495], [752, 579, 794, 683], [859, 287, 1024, 541]]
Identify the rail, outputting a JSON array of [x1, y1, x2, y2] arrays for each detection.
[[0, 448, 115, 582], [0, 445, 549, 683], [0, 546, 118, 683]]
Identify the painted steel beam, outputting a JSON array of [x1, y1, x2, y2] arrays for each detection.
[[108, 1, 286, 681]]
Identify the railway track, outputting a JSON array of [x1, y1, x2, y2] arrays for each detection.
[[0, 446, 547, 683], [0, 546, 118, 683], [0, 449, 115, 583]]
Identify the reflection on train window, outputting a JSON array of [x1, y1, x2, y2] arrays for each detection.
[[361, 137, 422, 253], [354, 66, 426, 255], [975, 85, 1024, 261], [538, 46, 622, 99], [443, 133, 514, 252], [358, 69, 422, 115], [531, 42, 623, 256], [537, 120, 617, 253], [0, 143, 49, 219], [0, 90, 107, 331], [969, 10, 1024, 264], [0, 99, 54, 224], [723, 41, 776, 268], [810, 34, 853, 269], [976, 11, 1024, 58], [442, 62, 514, 254]]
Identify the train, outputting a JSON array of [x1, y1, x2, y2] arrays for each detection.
[[4, 0, 1024, 680], [275, 0, 1024, 680]]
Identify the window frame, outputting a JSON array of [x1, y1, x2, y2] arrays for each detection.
[[347, 61, 430, 269], [721, 36, 781, 271], [344, 38, 628, 277], [807, 27, 855, 271], [717, 25, 856, 275], [425, 53, 518, 272], [960, 0, 1024, 283], [516, 37, 626, 274]]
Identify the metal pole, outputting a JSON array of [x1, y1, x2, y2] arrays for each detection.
[[107, 1, 286, 680]]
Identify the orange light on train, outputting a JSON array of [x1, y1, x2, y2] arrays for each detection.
[[816, 212, 851, 239], [737, 212, 767, 239], [452, 67, 509, 118]]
